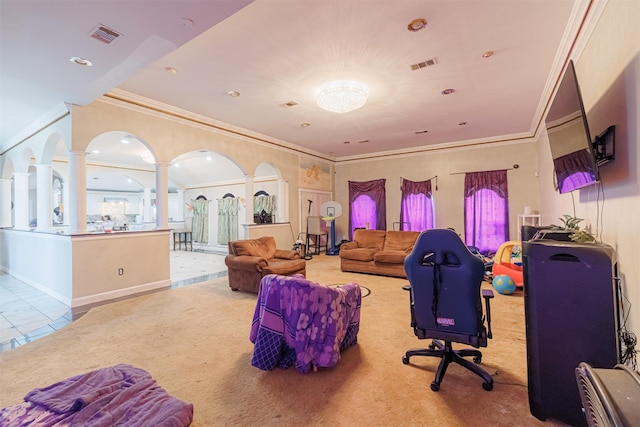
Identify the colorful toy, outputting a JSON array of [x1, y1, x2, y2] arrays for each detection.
[[492, 240, 523, 288], [492, 274, 517, 295]]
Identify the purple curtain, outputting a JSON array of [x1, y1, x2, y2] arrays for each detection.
[[553, 149, 598, 193], [400, 178, 434, 231], [348, 179, 386, 239], [464, 170, 509, 255]]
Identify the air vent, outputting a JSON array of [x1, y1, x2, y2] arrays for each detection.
[[280, 101, 299, 108], [89, 24, 122, 45], [409, 57, 437, 71]]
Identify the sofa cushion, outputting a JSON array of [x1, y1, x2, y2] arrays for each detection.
[[374, 250, 409, 264], [263, 258, 307, 275], [353, 229, 386, 250], [233, 236, 277, 259], [383, 231, 420, 252], [340, 248, 378, 262]]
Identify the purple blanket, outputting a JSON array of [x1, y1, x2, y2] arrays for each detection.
[[0, 364, 193, 426], [250, 274, 361, 373]]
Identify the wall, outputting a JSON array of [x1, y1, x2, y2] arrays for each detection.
[[539, 0, 640, 332], [335, 140, 540, 243]]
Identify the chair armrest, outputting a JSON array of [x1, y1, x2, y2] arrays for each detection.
[[482, 289, 494, 339], [274, 249, 300, 260], [340, 241, 358, 251], [224, 255, 268, 272]]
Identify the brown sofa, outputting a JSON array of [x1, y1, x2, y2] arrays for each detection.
[[339, 229, 420, 278], [225, 236, 306, 293]]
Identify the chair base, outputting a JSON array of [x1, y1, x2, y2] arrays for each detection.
[[403, 339, 493, 391]]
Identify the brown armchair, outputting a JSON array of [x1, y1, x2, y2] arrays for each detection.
[[225, 236, 306, 293]]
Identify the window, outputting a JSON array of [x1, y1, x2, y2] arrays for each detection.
[[400, 178, 434, 231], [464, 170, 509, 254], [348, 179, 386, 239]]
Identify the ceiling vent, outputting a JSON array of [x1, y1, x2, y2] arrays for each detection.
[[409, 57, 437, 71], [89, 24, 122, 45]]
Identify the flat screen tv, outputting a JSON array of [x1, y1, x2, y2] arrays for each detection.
[[545, 60, 599, 194]]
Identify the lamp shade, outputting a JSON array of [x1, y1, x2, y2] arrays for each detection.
[[316, 80, 369, 113]]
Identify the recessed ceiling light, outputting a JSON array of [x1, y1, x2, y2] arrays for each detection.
[[174, 163, 180, 168], [343, 141, 351, 144], [414, 130, 429, 134], [300, 122, 311, 127], [228, 91, 240, 97], [91, 149, 100, 154], [69, 56, 92, 66], [127, 179, 132, 183], [206, 156, 212, 161], [441, 88, 455, 95], [407, 18, 427, 32], [165, 67, 177, 75], [357, 140, 369, 144], [458, 122, 468, 126], [180, 18, 195, 28], [482, 51, 494, 58]]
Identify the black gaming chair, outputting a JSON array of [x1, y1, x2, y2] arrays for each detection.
[[402, 228, 495, 391]]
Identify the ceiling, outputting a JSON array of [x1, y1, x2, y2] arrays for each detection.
[[1, 0, 591, 177]]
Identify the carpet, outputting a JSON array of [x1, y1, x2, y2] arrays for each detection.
[[0, 255, 567, 426]]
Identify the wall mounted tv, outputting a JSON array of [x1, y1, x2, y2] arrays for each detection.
[[545, 60, 599, 194]]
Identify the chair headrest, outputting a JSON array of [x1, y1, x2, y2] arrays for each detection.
[[410, 229, 474, 266]]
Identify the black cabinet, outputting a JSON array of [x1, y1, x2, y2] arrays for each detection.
[[522, 240, 619, 426]]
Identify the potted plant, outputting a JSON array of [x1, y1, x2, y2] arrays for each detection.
[[551, 214, 596, 243]]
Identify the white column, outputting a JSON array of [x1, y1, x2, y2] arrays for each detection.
[[68, 150, 87, 233], [155, 163, 169, 228], [36, 164, 53, 231], [245, 175, 254, 225], [176, 189, 185, 221], [62, 182, 69, 225], [143, 187, 152, 223], [0, 178, 12, 227], [13, 172, 30, 230], [278, 179, 290, 223]]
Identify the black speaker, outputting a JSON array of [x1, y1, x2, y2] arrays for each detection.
[[523, 240, 619, 426]]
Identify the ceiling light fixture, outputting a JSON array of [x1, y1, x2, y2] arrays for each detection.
[[441, 88, 455, 95], [407, 18, 427, 32], [482, 50, 494, 58], [140, 151, 155, 164], [69, 56, 92, 66], [300, 122, 311, 127], [316, 80, 369, 114], [227, 91, 240, 97]]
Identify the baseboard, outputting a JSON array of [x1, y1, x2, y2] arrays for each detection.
[[71, 280, 171, 308]]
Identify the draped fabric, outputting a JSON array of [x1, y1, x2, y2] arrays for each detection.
[[348, 179, 386, 239], [253, 195, 276, 216], [463, 170, 509, 255], [191, 199, 209, 244], [400, 178, 434, 231], [217, 197, 239, 245], [553, 149, 598, 193]]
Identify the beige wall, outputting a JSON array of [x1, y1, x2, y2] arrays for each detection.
[[335, 140, 540, 242], [539, 0, 640, 332]]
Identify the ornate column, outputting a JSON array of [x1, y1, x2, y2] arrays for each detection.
[[155, 162, 169, 228], [36, 164, 53, 231], [0, 178, 13, 227], [68, 150, 87, 233], [245, 175, 254, 225], [13, 172, 29, 229]]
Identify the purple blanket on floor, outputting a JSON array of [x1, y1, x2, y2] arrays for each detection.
[[0, 364, 193, 426], [250, 274, 361, 373]]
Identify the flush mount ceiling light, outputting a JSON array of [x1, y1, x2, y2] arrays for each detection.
[[441, 88, 455, 95], [140, 150, 155, 164], [316, 80, 369, 114], [227, 90, 240, 97], [482, 50, 494, 58], [69, 56, 92, 66], [407, 18, 427, 32]]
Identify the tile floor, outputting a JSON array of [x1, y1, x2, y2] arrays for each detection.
[[0, 247, 229, 353]]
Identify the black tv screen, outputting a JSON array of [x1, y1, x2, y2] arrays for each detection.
[[545, 60, 599, 194]]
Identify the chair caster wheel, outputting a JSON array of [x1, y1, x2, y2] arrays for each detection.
[[482, 382, 493, 391], [402, 356, 410, 365], [430, 382, 440, 391], [429, 342, 437, 350], [473, 355, 482, 363]]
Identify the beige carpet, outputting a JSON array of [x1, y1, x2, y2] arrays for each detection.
[[0, 255, 566, 426]]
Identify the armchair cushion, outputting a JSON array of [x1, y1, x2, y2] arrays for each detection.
[[232, 236, 277, 259]]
